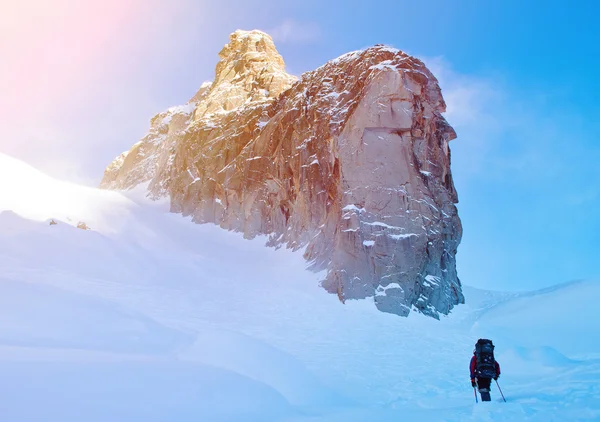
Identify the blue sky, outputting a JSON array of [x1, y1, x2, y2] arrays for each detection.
[[2, 0, 598, 291]]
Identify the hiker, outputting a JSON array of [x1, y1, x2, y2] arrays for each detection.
[[470, 338, 501, 402]]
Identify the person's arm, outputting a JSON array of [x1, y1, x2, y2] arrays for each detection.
[[495, 361, 501, 377], [470, 356, 477, 387]]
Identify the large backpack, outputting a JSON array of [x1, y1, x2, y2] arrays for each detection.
[[474, 338, 497, 378]]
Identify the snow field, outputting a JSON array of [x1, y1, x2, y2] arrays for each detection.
[[1, 152, 599, 421]]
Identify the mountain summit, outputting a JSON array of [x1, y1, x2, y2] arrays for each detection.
[[191, 30, 297, 116], [101, 29, 463, 317]]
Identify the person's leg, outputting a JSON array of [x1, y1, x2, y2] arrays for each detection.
[[478, 378, 492, 401]]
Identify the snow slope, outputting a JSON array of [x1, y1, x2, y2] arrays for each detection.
[[1, 152, 599, 421]]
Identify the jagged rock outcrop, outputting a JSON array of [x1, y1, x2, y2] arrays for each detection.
[[101, 29, 464, 317]]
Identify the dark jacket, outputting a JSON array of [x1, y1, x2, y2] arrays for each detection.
[[470, 354, 501, 379]]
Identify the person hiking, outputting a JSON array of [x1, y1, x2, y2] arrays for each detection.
[[470, 338, 501, 402]]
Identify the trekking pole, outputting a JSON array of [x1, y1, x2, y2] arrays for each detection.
[[495, 379, 506, 402], [473, 387, 478, 403]]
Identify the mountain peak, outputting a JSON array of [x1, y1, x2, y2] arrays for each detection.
[[188, 29, 296, 119], [217, 29, 284, 68], [101, 30, 463, 318]]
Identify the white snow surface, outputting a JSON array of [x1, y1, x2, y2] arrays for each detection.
[[1, 152, 600, 421]]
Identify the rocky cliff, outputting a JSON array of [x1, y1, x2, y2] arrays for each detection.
[[101, 29, 464, 318]]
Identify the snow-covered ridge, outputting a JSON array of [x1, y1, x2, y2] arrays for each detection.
[[0, 152, 139, 236]]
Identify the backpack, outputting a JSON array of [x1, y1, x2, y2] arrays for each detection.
[[474, 338, 497, 378]]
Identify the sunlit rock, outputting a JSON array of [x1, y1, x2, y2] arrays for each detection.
[[101, 30, 463, 317]]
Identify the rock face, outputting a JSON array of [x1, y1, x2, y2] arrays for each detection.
[[101, 30, 464, 318]]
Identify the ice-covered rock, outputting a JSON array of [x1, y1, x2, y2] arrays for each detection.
[[100, 31, 463, 317]]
